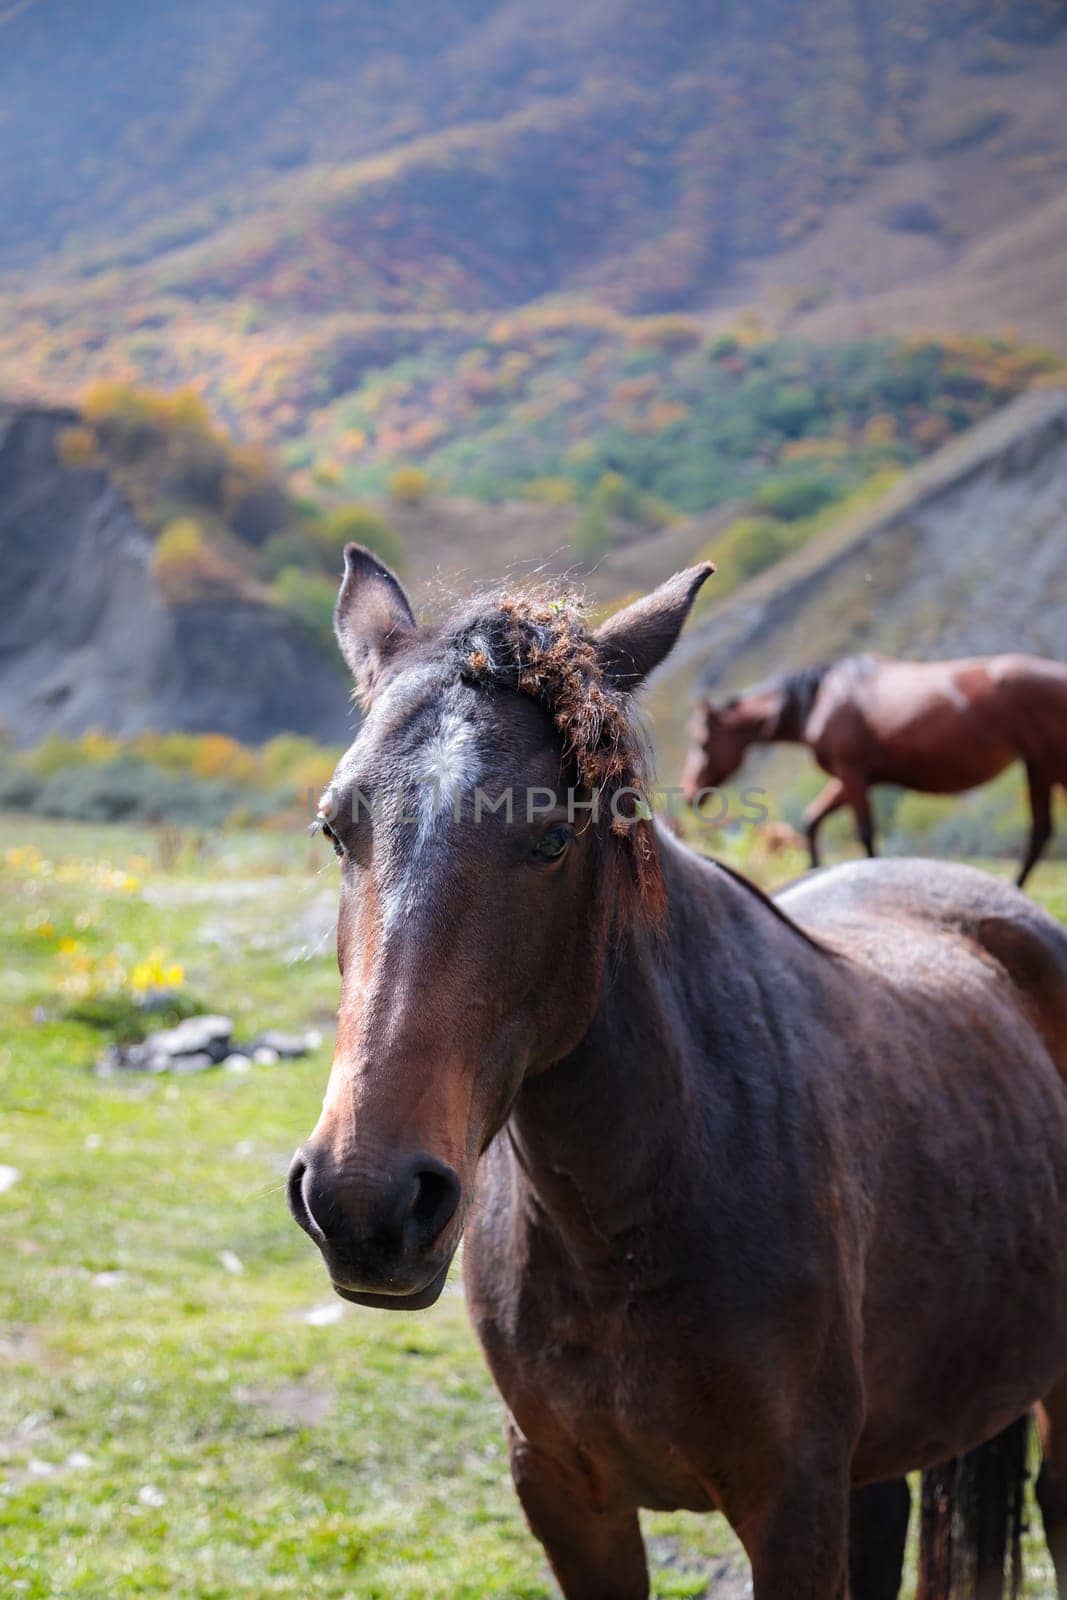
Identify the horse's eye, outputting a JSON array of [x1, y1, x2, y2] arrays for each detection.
[[318, 820, 344, 860], [530, 824, 572, 864]]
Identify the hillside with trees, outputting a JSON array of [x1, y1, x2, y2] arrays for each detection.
[[2, 0, 1066, 769], [2, 0, 1067, 467]]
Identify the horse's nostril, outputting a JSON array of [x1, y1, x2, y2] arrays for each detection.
[[287, 1153, 324, 1242], [405, 1162, 461, 1250]]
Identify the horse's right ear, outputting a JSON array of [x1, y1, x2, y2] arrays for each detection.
[[594, 563, 715, 691], [334, 543, 417, 705]]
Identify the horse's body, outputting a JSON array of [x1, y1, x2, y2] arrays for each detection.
[[466, 848, 1067, 1596], [289, 553, 1067, 1598], [682, 653, 1067, 886]]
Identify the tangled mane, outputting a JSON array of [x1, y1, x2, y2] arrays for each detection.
[[441, 588, 667, 931]]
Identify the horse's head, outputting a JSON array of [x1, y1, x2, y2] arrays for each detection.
[[681, 695, 747, 800], [288, 546, 713, 1309]]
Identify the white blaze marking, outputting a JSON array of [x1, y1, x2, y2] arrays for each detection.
[[411, 710, 480, 847], [382, 707, 481, 930]]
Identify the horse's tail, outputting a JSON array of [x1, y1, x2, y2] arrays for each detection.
[[918, 1415, 1031, 1599]]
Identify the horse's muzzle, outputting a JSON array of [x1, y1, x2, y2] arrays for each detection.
[[287, 1144, 460, 1311]]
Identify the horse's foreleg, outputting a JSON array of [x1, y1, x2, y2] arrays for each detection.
[[842, 775, 876, 859], [804, 778, 847, 869], [847, 1479, 911, 1600], [1037, 1379, 1067, 1597], [507, 1422, 649, 1600], [741, 1456, 852, 1600], [1017, 763, 1053, 888]]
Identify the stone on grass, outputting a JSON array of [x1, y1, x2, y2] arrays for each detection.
[[252, 1029, 318, 1058], [303, 1302, 344, 1327], [144, 1015, 234, 1060], [96, 1013, 321, 1075], [168, 1051, 216, 1074]]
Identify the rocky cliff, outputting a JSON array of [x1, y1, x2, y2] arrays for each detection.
[[0, 406, 353, 746]]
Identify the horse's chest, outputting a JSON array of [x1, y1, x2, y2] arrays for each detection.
[[475, 1282, 759, 1514]]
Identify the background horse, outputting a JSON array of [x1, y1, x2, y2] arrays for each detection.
[[289, 549, 1067, 1599], [682, 654, 1067, 886]]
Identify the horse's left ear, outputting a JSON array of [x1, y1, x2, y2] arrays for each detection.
[[594, 563, 714, 691]]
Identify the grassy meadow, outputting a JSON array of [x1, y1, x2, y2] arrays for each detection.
[[0, 815, 1063, 1599]]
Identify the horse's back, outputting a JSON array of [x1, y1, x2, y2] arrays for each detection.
[[780, 857, 1067, 1072]]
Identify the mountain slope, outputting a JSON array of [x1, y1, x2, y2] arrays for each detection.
[[649, 386, 1067, 775], [9, 0, 1061, 289], [3, 0, 1067, 450]]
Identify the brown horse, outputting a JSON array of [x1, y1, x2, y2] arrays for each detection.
[[681, 654, 1067, 886], [288, 548, 1067, 1600]]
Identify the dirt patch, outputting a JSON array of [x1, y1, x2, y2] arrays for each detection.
[[0, 1324, 48, 1368], [233, 1380, 334, 1427]]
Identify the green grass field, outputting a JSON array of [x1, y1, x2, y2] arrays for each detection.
[[1, 816, 1062, 1599]]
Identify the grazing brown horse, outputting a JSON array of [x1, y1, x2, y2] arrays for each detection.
[[288, 547, 1067, 1600], [681, 654, 1067, 886]]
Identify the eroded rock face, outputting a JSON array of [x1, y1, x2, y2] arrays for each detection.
[[675, 388, 1067, 694], [0, 405, 353, 746]]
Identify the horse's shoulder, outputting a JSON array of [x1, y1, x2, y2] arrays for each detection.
[[804, 657, 879, 745]]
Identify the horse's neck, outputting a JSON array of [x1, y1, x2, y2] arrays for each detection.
[[737, 685, 800, 749], [505, 831, 820, 1249], [744, 666, 831, 747]]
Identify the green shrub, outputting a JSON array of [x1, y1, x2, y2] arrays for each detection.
[[0, 732, 345, 828], [753, 474, 840, 521], [572, 503, 613, 558], [762, 385, 821, 438], [313, 505, 405, 571], [272, 567, 338, 651], [593, 471, 637, 520], [260, 734, 338, 794], [522, 476, 576, 505], [29, 759, 245, 826], [152, 517, 253, 602], [387, 466, 432, 505], [55, 424, 101, 471], [259, 529, 331, 580], [724, 517, 795, 582]]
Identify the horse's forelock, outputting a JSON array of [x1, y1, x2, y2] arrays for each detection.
[[432, 589, 667, 932]]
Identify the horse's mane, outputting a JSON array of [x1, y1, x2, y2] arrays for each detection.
[[434, 588, 667, 931], [723, 660, 832, 738], [769, 660, 830, 738]]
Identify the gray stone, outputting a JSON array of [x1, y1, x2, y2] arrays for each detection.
[[251, 1029, 313, 1059], [144, 1014, 233, 1061], [95, 1013, 322, 1075], [168, 1052, 217, 1074]]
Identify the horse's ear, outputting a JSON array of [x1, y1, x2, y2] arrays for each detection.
[[594, 563, 714, 691], [334, 543, 417, 704]]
